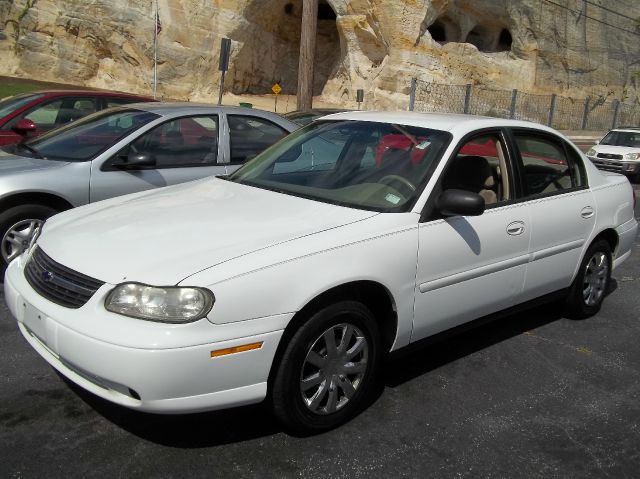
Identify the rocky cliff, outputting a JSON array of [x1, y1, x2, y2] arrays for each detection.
[[1, 0, 639, 108]]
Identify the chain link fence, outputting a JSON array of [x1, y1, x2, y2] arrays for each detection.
[[409, 79, 639, 131]]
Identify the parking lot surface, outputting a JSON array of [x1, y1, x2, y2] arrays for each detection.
[[1, 185, 638, 479]]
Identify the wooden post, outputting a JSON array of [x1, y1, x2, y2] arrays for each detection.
[[297, 0, 318, 111]]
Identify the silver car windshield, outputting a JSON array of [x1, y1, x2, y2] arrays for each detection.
[[24, 108, 160, 162], [228, 120, 451, 212]]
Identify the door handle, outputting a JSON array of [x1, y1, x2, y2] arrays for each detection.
[[507, 221, 525, 236], [581, 206, 594, 219]]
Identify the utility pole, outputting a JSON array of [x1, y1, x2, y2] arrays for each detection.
[[296, 0, 318, 111]]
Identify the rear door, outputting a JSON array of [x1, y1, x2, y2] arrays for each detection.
[[510, 129, 595, 301], [89, 114, 226, 202]]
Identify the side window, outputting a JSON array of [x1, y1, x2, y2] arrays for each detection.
[[514, 133, 579, 197], [20, 100, 65, 130], [228, 115, 288, 164], [440, 133, 510, 206], [51, 98, 98, 128], [115, 115, 219, 168]]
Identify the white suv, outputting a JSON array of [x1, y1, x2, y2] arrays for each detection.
[[587, 127, 640, 182]]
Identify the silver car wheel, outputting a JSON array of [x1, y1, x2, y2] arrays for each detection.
[[299, 323, 369, 415], [1, 218, 43, 263], [582, 251, 609, 306]]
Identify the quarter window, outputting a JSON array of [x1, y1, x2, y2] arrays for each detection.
[[514, 133, 582, 197]]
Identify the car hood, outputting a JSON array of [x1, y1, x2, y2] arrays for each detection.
[[592, 145, 639, 156], [38, 177, 379, 285], [0, 148, 68, 173]]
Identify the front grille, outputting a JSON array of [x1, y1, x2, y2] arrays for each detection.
[[591, 158, 624, 172], [25, 247, 104, 308], [597, 153, 623, 160]]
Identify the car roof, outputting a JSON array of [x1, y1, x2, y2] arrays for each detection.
[[26, 90, 153, 99], [128, 102, 290, 117], [319, 110, 561, 136], [610, 127, 640, 132]]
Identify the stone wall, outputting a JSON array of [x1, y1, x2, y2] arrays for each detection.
[[1, 0, 639, 108]]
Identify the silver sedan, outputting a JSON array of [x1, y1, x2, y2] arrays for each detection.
[[0, 103, 298, 270]]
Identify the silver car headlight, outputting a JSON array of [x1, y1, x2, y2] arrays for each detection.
[[624, 152, 640, 161], [586, 148, 596, 157], [105, 283, 215, 323]]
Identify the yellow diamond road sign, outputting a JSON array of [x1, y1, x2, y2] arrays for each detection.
[[272, 83, 282, 95]]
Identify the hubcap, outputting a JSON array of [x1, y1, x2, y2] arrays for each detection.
[[299, 323, 369, 415], [1, 218, 43, 264], [582, 251, 609, 306]]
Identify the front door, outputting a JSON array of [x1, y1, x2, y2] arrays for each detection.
[[412, 131, 531, 341], [90, 115, 227, 202]]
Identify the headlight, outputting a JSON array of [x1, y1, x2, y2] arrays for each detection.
[[586, 148, 596, 157], [624, 152, 640, 161], [105, 283, 214, 323]]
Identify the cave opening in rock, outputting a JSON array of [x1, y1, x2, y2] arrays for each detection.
[[427, 15, 461, 45], [428, 21, 447, 42], [465, 24, 513, 53], [231, 0, 340, 98], [497, 28, 512, 51]]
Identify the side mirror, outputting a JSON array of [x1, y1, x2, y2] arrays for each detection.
[[436, 189, 485, 217], [113, 151, 157, 169], [12, 119, 37, 137]]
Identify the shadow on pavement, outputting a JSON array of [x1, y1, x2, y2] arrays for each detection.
[[383, 302, 564, 388], [61, 376, 282, 447]]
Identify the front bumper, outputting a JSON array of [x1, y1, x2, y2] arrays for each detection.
[[5, 258, 289, 414], [588, 156, 640, 176]]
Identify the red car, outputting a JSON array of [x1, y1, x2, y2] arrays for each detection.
[[0, 90, 154, 146]]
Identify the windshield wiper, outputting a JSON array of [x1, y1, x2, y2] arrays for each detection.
[[18, 143, 44, 159]]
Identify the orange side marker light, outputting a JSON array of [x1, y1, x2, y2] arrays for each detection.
[[211, 341, 263, 358]]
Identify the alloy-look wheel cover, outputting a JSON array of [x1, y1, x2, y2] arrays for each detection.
[[1, 219, 43, 263], [582, 251, 609, 306], [299, 323, 369, 415]]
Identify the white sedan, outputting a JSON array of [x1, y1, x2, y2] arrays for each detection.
[[5, 112, 638, 434]]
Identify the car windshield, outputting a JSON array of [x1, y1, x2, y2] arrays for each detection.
[[600, 131, 640, 148], [0, 93, 43, 118], [22, 108, 160, 161], [228, 120, 451, 212]]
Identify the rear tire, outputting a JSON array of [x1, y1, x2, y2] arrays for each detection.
[[564, 239, 612, 319], [0, 204, 56, 273], [271, 301, 381, 435]]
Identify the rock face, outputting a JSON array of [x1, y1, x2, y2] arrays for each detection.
[[1, 0, 639, 108]]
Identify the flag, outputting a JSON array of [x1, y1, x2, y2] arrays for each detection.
[[155, 9, 162, 36]]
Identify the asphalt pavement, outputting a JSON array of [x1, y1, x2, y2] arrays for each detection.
[[0, 186, 638, 478]]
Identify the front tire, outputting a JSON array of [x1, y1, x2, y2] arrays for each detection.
[[271, 301, 381, 435], [0, 204, 57, 272], [565, 239, 612, 319]]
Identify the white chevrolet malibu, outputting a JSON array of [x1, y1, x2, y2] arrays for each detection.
[[5, 112, 638, 434]]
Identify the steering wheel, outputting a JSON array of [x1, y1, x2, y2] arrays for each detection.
[[379, 175, 416, 196]]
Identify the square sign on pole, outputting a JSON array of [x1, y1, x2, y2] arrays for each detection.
[[218, 38, 231, 105], [272, 83, 282, 112]]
